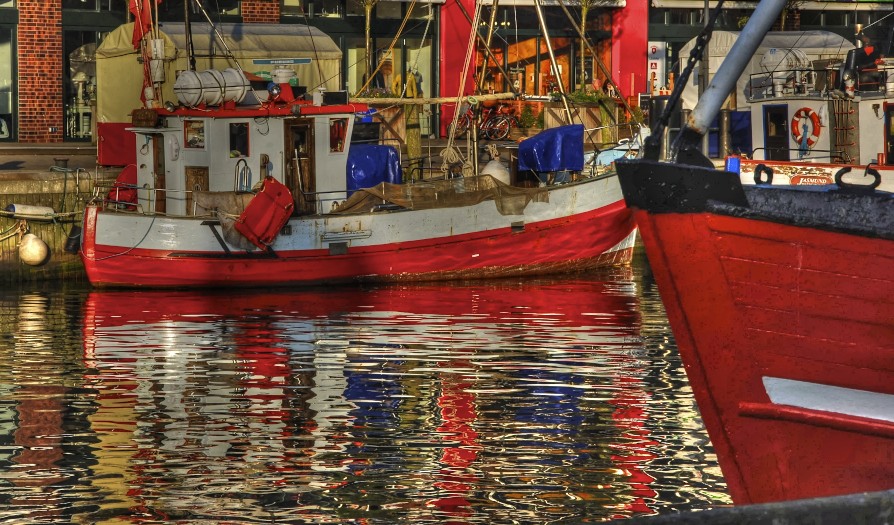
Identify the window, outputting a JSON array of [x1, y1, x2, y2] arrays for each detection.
[[184, 120, 205, 149], [346, 37, 369, 95], [0, 27, 11, 140], [377, 0, 401, 20], [63, 0, 96, 8], [668, 9, 696, 26], [64, 30, 98, 141], [329, 118, 347, 152], [648, 9, 666, 25], [157, 0, 240, 21], [283, 0, 302, 16], [307, 0, 342, 18], [345, 0, 364, 17], [402, 38, 432, 98], [407, 0, 434, 20], [824, 11, 851, 29], [62, 0, 125, 11], [229, 122, 249, 157]]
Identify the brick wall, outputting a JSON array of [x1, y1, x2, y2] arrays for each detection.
[[17, 0, 64, 143], [242, 0, 281, 23]]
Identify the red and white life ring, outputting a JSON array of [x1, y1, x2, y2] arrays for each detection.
[[791, 107, 821, 148]]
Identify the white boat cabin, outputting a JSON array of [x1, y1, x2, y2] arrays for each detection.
[[746, 41, 894, 165], [127, 71, 369, 217]]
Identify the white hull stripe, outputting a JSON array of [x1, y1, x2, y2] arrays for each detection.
[[763, 377, 894, 423]]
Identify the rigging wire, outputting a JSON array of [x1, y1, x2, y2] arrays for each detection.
[[188, 0, 246, 76], [291, 2, 336, 92]]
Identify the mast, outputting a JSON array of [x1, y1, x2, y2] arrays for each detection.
[[477, 0, 500, 94], [533, 0, 573, 123], [185, 0, 196, 71]]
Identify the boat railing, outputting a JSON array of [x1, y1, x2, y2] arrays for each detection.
[[94, 183, 219, 216], [747, 65, 894, 101], [95, 179, 369, 217], [748, 146, 854, 163]]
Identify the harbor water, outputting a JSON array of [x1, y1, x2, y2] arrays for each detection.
[[0, 250, 730, 523]]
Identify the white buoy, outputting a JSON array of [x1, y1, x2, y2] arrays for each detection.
[[19, 233, 49, 266]]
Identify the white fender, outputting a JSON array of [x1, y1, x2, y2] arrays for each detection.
[[19, 233, 49, 266]]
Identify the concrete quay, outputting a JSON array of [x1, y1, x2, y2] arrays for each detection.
[[0, 144, 104, 287]]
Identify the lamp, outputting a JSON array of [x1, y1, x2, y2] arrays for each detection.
[[268, 82, 282, 101]]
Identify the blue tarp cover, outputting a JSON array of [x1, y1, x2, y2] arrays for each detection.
[[347, 144, 402, 193], [517, 124, 584, 172]]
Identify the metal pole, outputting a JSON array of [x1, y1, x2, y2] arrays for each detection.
[[453, 0, 519, 97], [477, 0, 500, 94], [719, 108, 730, 158], [185, 0, 196, 71], [533, 0, 573, 123], [700, 0, 710, 156]]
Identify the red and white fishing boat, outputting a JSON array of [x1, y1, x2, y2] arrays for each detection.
[[80, 13, 635, 288], [618, 0, 894, 506]]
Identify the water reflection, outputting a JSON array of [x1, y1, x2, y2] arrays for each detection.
[[0, 262, 728, 523]]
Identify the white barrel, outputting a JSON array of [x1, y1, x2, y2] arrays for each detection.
[[272, 67, 296, 84], [220, 68, 250, 104], [174, 68, 250, 107], [173, 70, 202, 106], [4, 203, 56, 221]]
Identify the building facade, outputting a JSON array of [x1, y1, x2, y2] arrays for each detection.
[[0, 0, 641, 143]]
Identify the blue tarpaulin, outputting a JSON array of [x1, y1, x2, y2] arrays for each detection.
[[347, 144, 402, 194], [517, 124, 584, 172]]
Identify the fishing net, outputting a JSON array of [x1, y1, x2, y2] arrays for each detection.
[[331, 174, 549, 216]]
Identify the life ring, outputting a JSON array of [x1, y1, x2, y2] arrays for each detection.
[[791, 107, 821, 149]]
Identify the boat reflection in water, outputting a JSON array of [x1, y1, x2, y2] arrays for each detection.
[[1, 269, 727, 523]]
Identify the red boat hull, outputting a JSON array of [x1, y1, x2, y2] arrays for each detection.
[[618, 160, 894, 505], [81, 201, 636, 288]]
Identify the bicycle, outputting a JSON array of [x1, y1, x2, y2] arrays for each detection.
[[448, 102, 518, 140]]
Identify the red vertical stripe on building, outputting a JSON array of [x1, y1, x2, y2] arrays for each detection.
[[438, 0, 476, 136], [612, 0, 648, 100]]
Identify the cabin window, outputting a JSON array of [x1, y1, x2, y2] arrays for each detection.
[[229, 122, 249, 157], [184, 120, 205, 149], [329, 118, 348, 152]]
